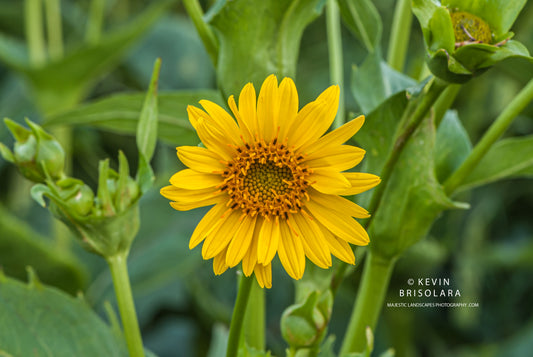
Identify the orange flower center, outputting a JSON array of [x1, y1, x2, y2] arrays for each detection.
[[219, 139, 311, 219]]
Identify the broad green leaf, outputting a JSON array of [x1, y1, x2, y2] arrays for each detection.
[[45, 90, 225, 145], [0, 204, 87, 295], [458, 135, 533, 191], [0, 270, 128, 356], [337, 0, 382, 53], [369, 118, 466, 259], [351, 52, 416, 114], [136, 58, 161, 163], [434, 110, 472, 183], [209, 0, 325, 98]]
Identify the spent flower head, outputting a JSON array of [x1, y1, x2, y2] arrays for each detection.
[[413, 0, 531, 83], [161, 75, 380, 288]]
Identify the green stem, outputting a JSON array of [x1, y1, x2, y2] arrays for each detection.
[[243, 279, 265, 350], [339, 252, 396, 355], [443, 78, 533, 195], [183, 0, 219, 66], [25, 0, 46, 66], [365, 79, 447, 225], [107, 253, 145, 357], [433, 84, 461, 127], [226, 275, 254, 357], [86, 0, 105, 44], [44, 0, 63, 60], [326, 0, 345, 129], [386, 0, 412, 72]]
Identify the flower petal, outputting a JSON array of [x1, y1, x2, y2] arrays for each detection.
[[213, 247, 229, 275], [195, 118, 236, 160], [319, 224, 355, 264], [202, 209, 242, 260], [228, 95, 254, 143], [238, 82, 259, 136], [309, 168, 351, 194], [277, 77, 299, 141], [242, 220, 261, 277], [189, 203, 229, 249], [226, 215, 258, 268], [169, 169, 222, 189], [305, 145, 365, 171], [339, 172, 381, 195], [305, 200, 369, 245], [199, 100, 242, 145], [257, 74, 280, 142], [169, 196, 223, 211], [177, 146, 226, 173], [278, 220, 305, 280], [254, 263, 272, 289], [302, 115, 365, 154], [292, 214, 332, 269], [257, 217, 280, 265], [161, 185, 221, 203], [309, 189, 369, 218]]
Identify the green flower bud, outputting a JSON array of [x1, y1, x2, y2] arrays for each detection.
[[2, 118, 65, 182], [281, 291, 331, 349], [56, 178, 95, 217]]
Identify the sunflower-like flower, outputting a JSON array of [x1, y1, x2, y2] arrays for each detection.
[[161, 75, 380, 288]]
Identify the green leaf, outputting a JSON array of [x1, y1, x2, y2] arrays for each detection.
[[209, 0, 325, 98], [136, 58, 161, 163], [351, 52, 416, 114], [337, 0, 382, 53], [206, 324, 229, 357], [0, 205, 87, 295], [0, 270, 127, 356], [458, 135, 533, 191], [434, 110, 472, 182], [45, 90, 225, 145]]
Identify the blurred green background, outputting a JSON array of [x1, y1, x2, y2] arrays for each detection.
[[1, 0, 533, 356]]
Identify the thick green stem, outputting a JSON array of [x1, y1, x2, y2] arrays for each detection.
[[107, 253, 145, 357], [366, 79, 447, 225], [226, 275, 254, 357], [44, 0, 63, 60], [243, 279, 265, 350], [444, 78, 533, 195], [25, 0, 46, 66], [387, 0, 412, 72], [86, 0, 105, 44], [433, 84, 461, 127], [326, 0, 344, 129], [183, 0, 219, 66], [339, 252, 396, 355]]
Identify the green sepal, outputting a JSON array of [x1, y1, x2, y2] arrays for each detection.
[[0, 142, 14, 162]]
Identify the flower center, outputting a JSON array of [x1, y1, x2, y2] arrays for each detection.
[[220, 139, 311, 219], [450, 11, 492, 45]]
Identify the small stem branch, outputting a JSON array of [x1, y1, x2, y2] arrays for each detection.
[[107, 253, 145, 357], [226, 274, 254, 357], [387, 0, 412, 72], [443, 78, 533, 195], [243, 279, 265, 350], [44, 0, 63, 60], [326, 0, 344, 129], [25, 0, 46, 66], [366, 79, 447, 226], [183, 0, 219, 66], [86, 0, 105, 44], [339, 252, 396, 355]]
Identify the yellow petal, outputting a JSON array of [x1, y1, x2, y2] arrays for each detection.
[[277, 77, 299, 141], [226, 215, 258, 267], [228, 95, 254, 143], [309, 189, 370, 218], [169, 196, 223, 211], [309, 168, 351, 194], [257, 217, 280, 265], [339, 172, 381, 195], [242, 219, 261, 277], [257, 74, 280, 141], [286, 100, 328, 149], [238, 82, 259, 136], [302, 115, 365, 154], [177, 146, 225, 173], [254, 263, 272, 289], [199, 100, 242, 145], [189, 203, 229, 249], [320, 224, 355, 264], [202, 209, 242, 260], [195, 118, 236, 160], [292, 214, 332, 268], [278, 220, 305, 280], [213, 247, 229, 275], [169, 169, 222, 189], [305, 145, 365, 172], [305, 200, 369, 245], [160, 185, 221, 203]]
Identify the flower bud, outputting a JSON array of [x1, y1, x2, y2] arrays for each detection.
[[1, 118, 65, 182], [56, 178, 95, 217]]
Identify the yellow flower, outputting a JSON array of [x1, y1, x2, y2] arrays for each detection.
[[161, 75, 380, 288]]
